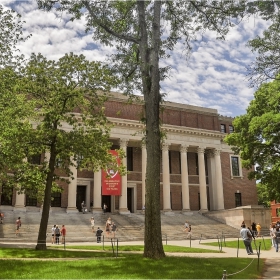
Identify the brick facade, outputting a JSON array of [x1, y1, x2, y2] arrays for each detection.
[[0, 92, 258, 213]]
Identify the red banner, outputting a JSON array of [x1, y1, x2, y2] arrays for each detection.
[[102, 150, 122, 195]]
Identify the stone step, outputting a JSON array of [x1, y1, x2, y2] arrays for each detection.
[[0, 210, 241, 243]]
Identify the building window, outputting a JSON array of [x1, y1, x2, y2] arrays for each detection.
[[230, 156, 241, 177], [28, 154, 41, 165], [76, 154, 84, 168], [127, 147, 133, 171], [229, 125, 234, 133], [235, 193, 242, 207], [26, 194, 37, 206], [221, 124, 226, 133], [0, 185, 13, 205], [51, 192, 61, 207]]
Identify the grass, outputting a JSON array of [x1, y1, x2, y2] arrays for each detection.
[[203, 237, 272, 251], [51, 244, 221, 253], [0, 249, 263, 279]]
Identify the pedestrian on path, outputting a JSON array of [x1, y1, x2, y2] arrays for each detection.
[[96, 227, 103, 243], [184, 220, 190, 232], [111, 222, 117, 239], [81, 201, 86, 214], [0, 212, 4, 224], [273, 226, 280, 252], [256, 222, 261, 237], [103, 203, 107, 214], [240, 223, 254, 255], [15, 217, 21, 236], [55, 225, 60, 244], [90, 217, 95, 233], [51, 224, 56, 244], [60, 225, 66, 244], [105, 217, 111, 237]]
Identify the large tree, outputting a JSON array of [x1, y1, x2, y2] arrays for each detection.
[[0, 52, 121, 250], [0, 4, 29, 68], [36, 0, 258, 259], [225, 76, 280, 202], [246, 1, 280, 86]]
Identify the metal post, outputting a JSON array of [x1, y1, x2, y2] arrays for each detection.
[[103, 235, 104, 250], [189, 234, 192, 248], [117, 239, 118, 258], [237, 237, 239, 258], [262, 236, 266, 250], [199, 234, 202, 244], [257, 242, 261, 270], [217, 236, 221, 251], [111, 238, 115, 257]]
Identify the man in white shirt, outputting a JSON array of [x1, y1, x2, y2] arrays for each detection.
[[240, 223, 254, 255]]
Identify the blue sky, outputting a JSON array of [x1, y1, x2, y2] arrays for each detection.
[[3, 1, 272, 117]]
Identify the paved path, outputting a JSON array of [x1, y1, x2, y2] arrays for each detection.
[[1, 238, 279, 279]]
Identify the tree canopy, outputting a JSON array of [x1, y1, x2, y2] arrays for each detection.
[[225, 76, 280, 201], [0, 5, 29, 68], [0, 52, 121, 249]]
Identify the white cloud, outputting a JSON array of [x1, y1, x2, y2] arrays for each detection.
[[3, 2, 271, 117]]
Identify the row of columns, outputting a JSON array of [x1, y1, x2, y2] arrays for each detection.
[[12, 140, 225, 213]]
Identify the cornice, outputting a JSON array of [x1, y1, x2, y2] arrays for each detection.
[[109, 117, 225, 139]]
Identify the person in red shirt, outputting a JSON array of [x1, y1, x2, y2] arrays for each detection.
[[60, 225, 66, 244]]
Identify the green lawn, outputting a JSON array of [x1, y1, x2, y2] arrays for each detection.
[[51, 244, 221, 253], [0, 250, 263, 279], [0, 247, 264, 279], [202, 238, 272, 251]]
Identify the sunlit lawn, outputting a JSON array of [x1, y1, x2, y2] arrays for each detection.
[[0, 247, 264, 279], [202, 237, 272, 251]]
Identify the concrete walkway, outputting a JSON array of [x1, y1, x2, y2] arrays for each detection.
[[0, 238, 279, 279]]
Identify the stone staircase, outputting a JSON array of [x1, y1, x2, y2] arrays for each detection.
[[0, 210, 241, 244]]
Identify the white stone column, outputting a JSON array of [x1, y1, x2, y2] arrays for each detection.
[[162, 142, 171, 211], [197, 147, 208, 212], [141, 143, 147, 208], [119, 138, 129, 214], [180, 144, 190, 212], [92, 170, 102, 213], [214, 149, 225, 210], [206, 151, 216, 211], [66, 158, 78, 213]]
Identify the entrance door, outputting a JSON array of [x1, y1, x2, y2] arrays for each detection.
[[76, 185, 86, 212], [102, 195, 111, 212], [127, 188, 133, 213]]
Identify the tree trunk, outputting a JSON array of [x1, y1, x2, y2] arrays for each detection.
[[137, 0, 165, 259], [35, 144, 56, 250]]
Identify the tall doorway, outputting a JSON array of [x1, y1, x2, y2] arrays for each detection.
[[76, 185, 86, 212], [102, 195, 111, 212]]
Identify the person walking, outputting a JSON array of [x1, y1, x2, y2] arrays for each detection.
[[81, 201, 86, 214], [51, 224, 56, 244], [273, 227, 280, 252], [90, 217, 95, 233], [240, 223, 254, 255], [15, 217, 21, 236], [183, 220, 190, 232], [60, 225, 66, 244], [0, 212, 4, 224], [256, 223, 262, 237], [103, 203, 107, 214], [111, 222, 117, 239], [105, 217, 111, 238], [96, 227, 103, 243], [251, 222, 257, 238], [55, 225, 60, 244]]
